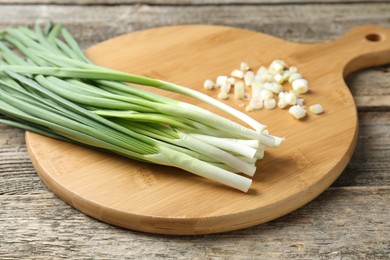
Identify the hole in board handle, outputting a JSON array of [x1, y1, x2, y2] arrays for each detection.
[[365, 33, 381, 42]]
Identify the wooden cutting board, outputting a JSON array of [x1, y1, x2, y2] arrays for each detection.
[[25, 25, 390, 235]]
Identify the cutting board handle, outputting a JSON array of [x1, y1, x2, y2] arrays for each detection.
[[320, 25, 390, 76]]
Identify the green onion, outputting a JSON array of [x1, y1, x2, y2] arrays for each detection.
[[0, 23, 284, 192]]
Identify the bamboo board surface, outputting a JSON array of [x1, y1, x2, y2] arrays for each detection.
[[25, 25, 390, 235]]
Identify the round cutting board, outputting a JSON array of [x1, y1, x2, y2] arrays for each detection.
[[26, 25, 390, 235]]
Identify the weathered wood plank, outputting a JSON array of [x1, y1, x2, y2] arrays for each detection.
[[0, 124, 48, 195], [0, 0, 387, 5], [348, 66, 390, 97], [0, 123, 25, 147], [1, 112, 389, 195], [334, 112, 390, 187], [347, 66, 390, 109], [0, 147, 48, 195], [1, 4, 389, 44], [0, 187, 388, 259], [0, 3, 389, 105]]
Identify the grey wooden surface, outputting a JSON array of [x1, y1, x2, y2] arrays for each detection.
[[1, 1, 389, 259]]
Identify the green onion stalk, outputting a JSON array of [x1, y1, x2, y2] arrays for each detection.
[[0, 22, 283, 192]]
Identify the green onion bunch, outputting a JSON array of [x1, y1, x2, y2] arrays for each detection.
[[0, 22, 283, 192]]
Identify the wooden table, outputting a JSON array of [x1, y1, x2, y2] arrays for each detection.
[[1, 1, 389, 258]]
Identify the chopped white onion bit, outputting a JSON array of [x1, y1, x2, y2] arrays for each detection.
[[289, 105, 306, 119], [255, 74, 271, 83], [264, 98, 276, 110], [289, 89, 300, 97], [231, 69, 244, 79], [240, 62, 250, 71], [292, 79, 309, 94], [220, 82, 231, 93], [262, 83, 273, 94], [234, 81, 245, 99], [271, 82, 283, 93], [217, 91, 229, 100], [256, 66, 268, 75], [309, 104, 324, 114], [227, 77, 236, 85], [289, 66, 298, 73], [278, 98, 289, 109], [203, 79, 214, 90], [245, 105, 255, 112], [244, 71, 255, 86], [282, 70, 292, 82], [278, 93, 288, 108], [269, 60, 286, 73], [263, 82, 283, 93], [216, 76, 228, 87], [250, 97, 263, 110], [288, 73, 303, 83], [284, 92, 297, 105], [274, 73, 285, 84], [260, 89, 273, 101]]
